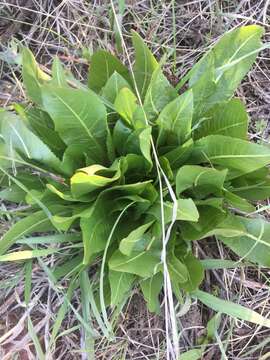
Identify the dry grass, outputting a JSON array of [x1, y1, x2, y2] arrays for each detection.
[[1, 0, 270, 359]]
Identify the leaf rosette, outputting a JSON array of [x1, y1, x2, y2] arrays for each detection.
[[1, 25, 270, 328]]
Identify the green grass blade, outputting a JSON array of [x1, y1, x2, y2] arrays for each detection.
[[49, 278, 78, 348], [80, 271, 95, 360], [17, 233, 81, 245], [24, 260, 32, 305], [0, 248, 59, 262], [28, 316, 45, 360], [200, 259, 246, 270], [193, 290, 270, 328]]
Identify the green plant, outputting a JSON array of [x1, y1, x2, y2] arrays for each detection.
[[1, 24, 270, 346]]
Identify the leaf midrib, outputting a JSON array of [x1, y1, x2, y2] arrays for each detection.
[[53, 92, 105, 155]]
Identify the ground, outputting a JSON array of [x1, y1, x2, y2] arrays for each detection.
[[0, 0, 270, 359]]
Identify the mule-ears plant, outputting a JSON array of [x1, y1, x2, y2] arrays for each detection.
[[1, 25, 270, 353]]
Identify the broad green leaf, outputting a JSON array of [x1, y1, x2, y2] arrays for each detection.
[[25, 188, 58, 207], [109, 249, 160, 278], [0, 172, 45, 203], [113, 119, 132, 156], [22, 48, 50, 105], [140, 272, 163, 313], [88, 50, 130, 92], [106, 129, 115, 164], [113, 121, 152, 166], [233, 167, 268, 181], [0, 138, 10, 169], [0, 211, 54, 256], [187, 25, 264, 119], [51, 205, 93, 231], [168, 253, 189, 283], [180, 349, 203, 360], [121, 154, 150, 182], [157, 90, 193, 146], [195, 197, 224, 209], [189, 69, 217, 122], [193, 289, 270, 328], [167, 199, 199, 223], [114, 87, 138, 125], [159, 156, 174, 181], [190, 135, 270, 178], [204, 213, 246, 238], [132, 31, 159, 99], [101, 72, 131, 104], [119, 221, 154, 256], [0, 172, 64, 213], [176, 165, 227, 197], [1, 111, 69, 176], [233, 181, 270, 201], [181, 203, 226, 241], [147, 198, 199, 224], [124, 126, 152, 169], [132, 106, 149, 128], [24, 107, 66, 158], [47, 183, 95, 203], [109, 180, 154, 197], [194, 98, 248, 140], [231, 169, 270, 201], [60, 144, 86, 175], [143, 67, 177, 121], [0, 184, 27, 202], [80, 185, 152, 264], [13, 103, 53, 128], [179, 252, 204, 292], [71, 162, 122, 198], [223, 190, 255, 213], [42, 86, 108, 164], [163, 138, 193, 170], [51, 57, 68, 87], [51, 216, 77, 232], [174, 199, 199, 222], [219, 216, 270, 267], [80, 198, 115, 263], [109, 270, 135, 307]]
